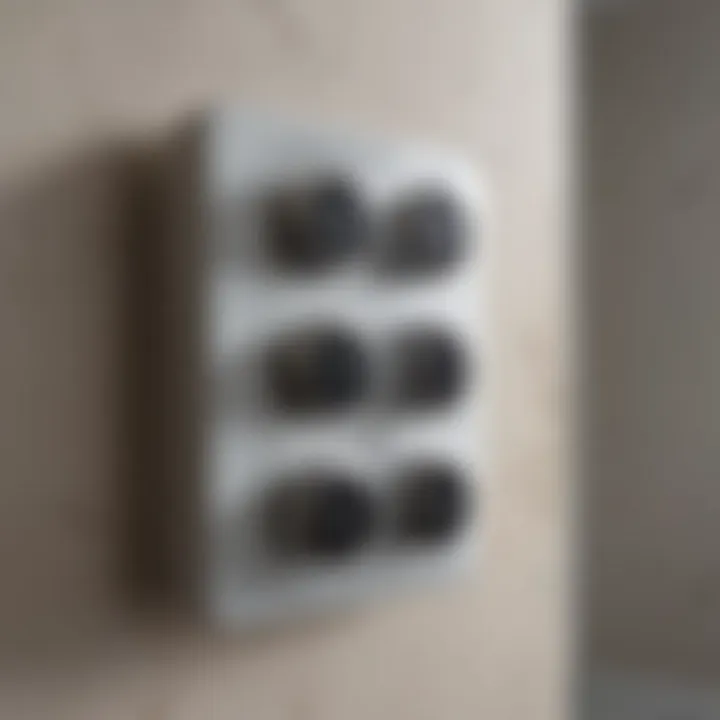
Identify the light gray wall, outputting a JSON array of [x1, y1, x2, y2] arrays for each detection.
[[0, 2, 569, 718], [588, 0, 720, 683]]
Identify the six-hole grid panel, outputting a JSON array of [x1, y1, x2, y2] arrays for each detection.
[[163, 110, 487, 628]]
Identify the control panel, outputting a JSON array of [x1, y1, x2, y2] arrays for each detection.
[[159, 109, 487, 627]]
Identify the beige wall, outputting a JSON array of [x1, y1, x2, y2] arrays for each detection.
[[0, 2, 569, 718], [588, 0, 720, 683]]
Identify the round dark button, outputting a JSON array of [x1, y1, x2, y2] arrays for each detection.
[[264, 475, 375, 558], [268, 179, 367, 271], [386, 191, 466, 274], [305, 480, 375, 556], [394, 329, 466, 408], [266, 328, 368, 413], [396, 463, 470, 543]]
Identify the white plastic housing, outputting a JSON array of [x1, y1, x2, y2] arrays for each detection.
[[160, 109, 487, 628]]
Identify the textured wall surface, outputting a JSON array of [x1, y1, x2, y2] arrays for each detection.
[[0, 2, 569, 718], [588, 0, 720, 684]]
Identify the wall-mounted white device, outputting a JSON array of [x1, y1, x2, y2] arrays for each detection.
[[157, 109, 487, 628]]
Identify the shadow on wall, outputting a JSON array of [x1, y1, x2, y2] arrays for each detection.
[[0, 137, 170, 674]]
